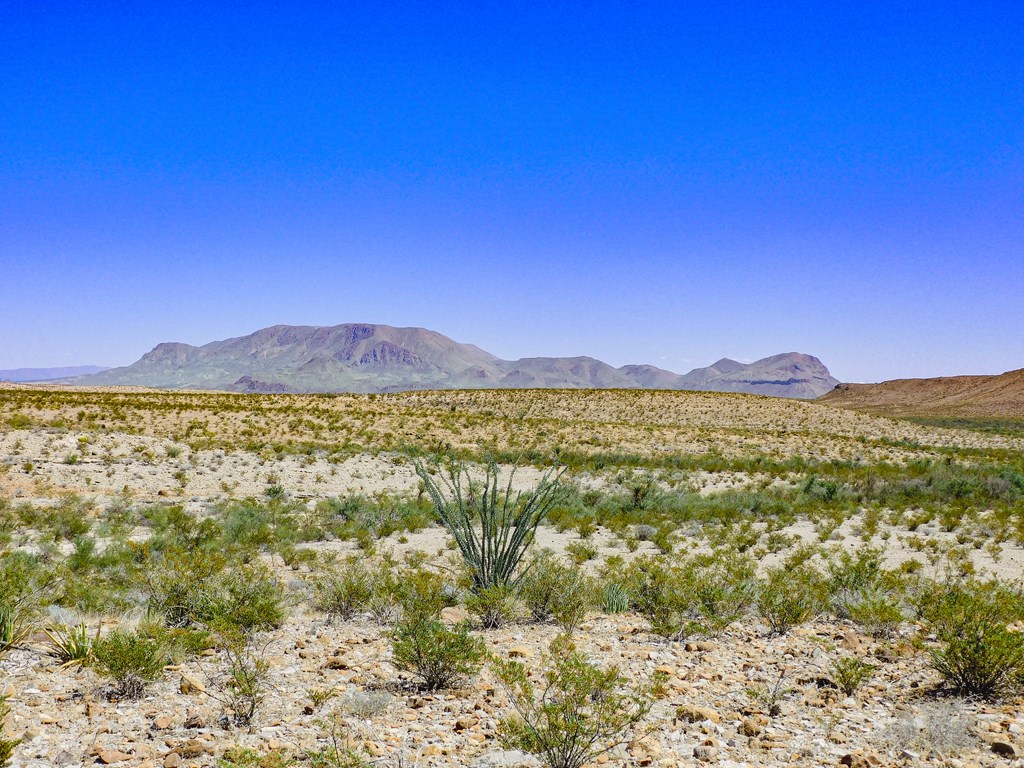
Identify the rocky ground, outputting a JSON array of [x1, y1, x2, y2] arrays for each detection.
[[4, 605, 1024, 768]]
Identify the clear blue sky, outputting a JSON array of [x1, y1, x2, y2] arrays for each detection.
[[2, 2, 1021, 382]]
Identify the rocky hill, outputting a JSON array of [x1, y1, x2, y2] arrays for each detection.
[[820, 368, 1024, 419], [65, 324, 839, 398]]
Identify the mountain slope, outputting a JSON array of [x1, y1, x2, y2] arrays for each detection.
[[819, 368, 1024, 419], [66, 324, 837, 398]]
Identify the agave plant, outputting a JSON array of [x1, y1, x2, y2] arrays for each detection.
[[44, 622, 96, 669]]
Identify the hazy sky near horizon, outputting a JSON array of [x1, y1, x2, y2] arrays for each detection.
[[2, 3, 1022, 382]]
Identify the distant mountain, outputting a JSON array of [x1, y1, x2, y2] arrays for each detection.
[[819, 368, 1024, 419], [64, 324, 838, 398], [0, 365, 108, 382]]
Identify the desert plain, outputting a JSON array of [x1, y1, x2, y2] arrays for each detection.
[[1, 383, 1024, 768]]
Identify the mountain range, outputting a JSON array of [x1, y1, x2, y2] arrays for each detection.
[[0, 365, 109, 382], [61, 324, 839, 398]]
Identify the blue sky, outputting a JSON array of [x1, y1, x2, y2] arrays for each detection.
[[2, 2, 1021, 381]]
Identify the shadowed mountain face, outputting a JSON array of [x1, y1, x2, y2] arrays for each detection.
[[820, 368, 1024, 419], [66, 324, 838, 398]]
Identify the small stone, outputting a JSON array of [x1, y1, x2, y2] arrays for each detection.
[[455, 716, 477, 731], [152, 716, 173, 730], [739, 717, 761, 737], [991, 740, 1017, 758], [839, 631, 866, 655], [693, 745, 717, 762], [96, 751, 133, 765], [163, 754, 182, 768], [676, 704, 720, 724], [441, 606, 471, 624], [507, 646, 533, 659], [178, 675, 206, 695], [324, 655, 350, 670]]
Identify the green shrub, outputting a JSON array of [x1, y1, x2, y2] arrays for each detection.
[[831, 656, 875, 697], [756, 566, 823, 635], [519, 553, 593, 631], [390, 618, 486, 691], [220, 639, 271, 728], [845, 590, 905, 639], [312, 558, 374, 621], [93, 629, 168, 699], [494, 635, 654, 768], [466, 584, 520, 629], [218, 746, 294, 768], [414, 460, 563, 591], [931, 618, 1024, 698]]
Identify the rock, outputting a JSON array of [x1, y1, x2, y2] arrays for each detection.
[[839, 751, 880, 767], [693, 744, 717, 762], [163, 754, 182, 768], [455, 716, 477, 731], [324, 656, 350, 670], [182, 712, 205, 730], [507, 646, 533, 659], [178, 675, 206, 695], [471, 749, 542, 767], [676, 704, 720, 724], [839, 631, 866, 655], [441, 606, 471, 624], [990, 740, 1017, 758], [152, 716, 173, 731], [96, 751, 133, 765], [739, 717, 761, 737]]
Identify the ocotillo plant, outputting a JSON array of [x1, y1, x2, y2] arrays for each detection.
[[414, 459, 563, 591]]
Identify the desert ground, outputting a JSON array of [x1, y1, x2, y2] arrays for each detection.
[[2, 384, 1023, 768]]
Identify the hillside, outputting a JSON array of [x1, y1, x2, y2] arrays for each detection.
[[819, 367, 1024, 420], [65, 323, 839, 398]]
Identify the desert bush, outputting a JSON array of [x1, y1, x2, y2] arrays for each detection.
[[390, 617, 487, 690], [931, 619, 1024, 698], [219, 638, 272, 729], [92, 629, 168, 699], [414, 459, 563, 591], [466, 584, 520, 629], [845, 589, 905, 639], [831, 656, 875, 697], [494, 635, 654, 768], [148, 552, 285, 634], [312, 558, 374, 621], [756, 565, 824, 635], [918, 578, 1024, 698], [519, 553, 593, 631], [218, 746, 293, 768]]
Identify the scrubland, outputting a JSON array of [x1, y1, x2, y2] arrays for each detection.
[[1, 384, 1023, 768]]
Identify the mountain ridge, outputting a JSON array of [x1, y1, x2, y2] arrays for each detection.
[[819, 368, 1024, 419], [64, 323, 839, 398]]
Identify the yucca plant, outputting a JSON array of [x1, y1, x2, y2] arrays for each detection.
[[415, 460, 564, 591], [44, 622, 96, 669]]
